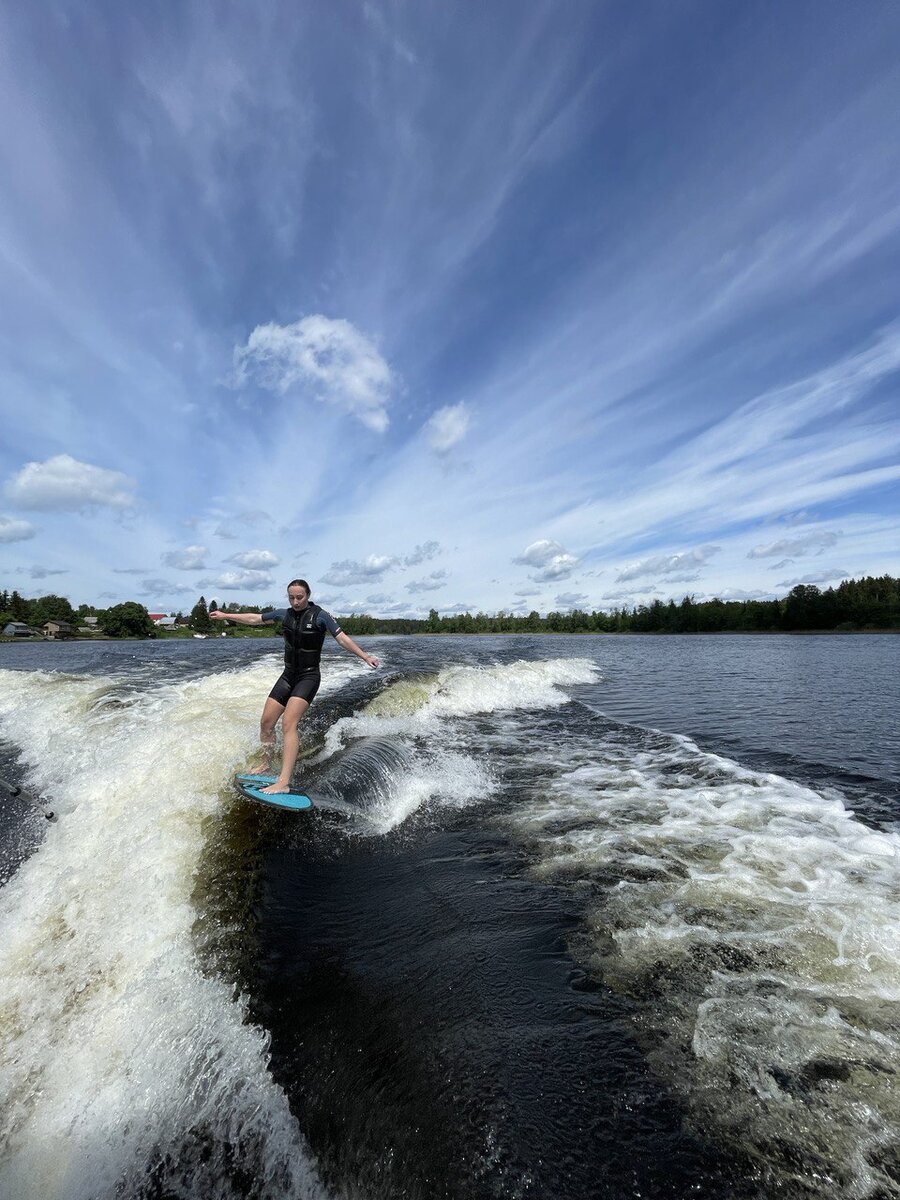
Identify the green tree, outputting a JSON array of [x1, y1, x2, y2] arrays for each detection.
[[189, 596, 212, 632], [30, 594, 76, 626], [101, 602, 154, 638]]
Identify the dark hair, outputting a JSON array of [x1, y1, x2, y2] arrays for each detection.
[[287, 578, 311, 598]]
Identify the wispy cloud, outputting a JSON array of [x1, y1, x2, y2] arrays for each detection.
[[748, 530, 840, 558], [424, 403, 471, 453], [617, 545, 721, 583], [776, 567, 852, 588]]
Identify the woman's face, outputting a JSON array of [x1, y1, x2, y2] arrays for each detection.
[[287, 585, 309, 609]]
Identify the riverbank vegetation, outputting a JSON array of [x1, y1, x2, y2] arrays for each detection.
[[1, 576, 896, 641]]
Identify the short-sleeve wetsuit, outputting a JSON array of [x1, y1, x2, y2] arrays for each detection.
[[261, 603, 343, 705]]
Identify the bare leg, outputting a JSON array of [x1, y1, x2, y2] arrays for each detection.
[[250, 696, 286, 773], [261, 696, 309, 793]]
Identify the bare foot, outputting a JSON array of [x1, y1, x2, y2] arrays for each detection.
[[260, 781, 291, 795]]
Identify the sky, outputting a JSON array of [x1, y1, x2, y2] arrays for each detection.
[[1, 1, 899, 618]]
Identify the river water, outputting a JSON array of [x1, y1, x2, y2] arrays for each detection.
[[0, 633, 897, 1200]]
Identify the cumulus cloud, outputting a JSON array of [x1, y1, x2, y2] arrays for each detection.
[[424, 403, 471, 453], [616, 545, 721, 582], [5, 455, 136, 511], [776, 567, 851, 588], [405, 570, 448, 593], [514, 587, 542, 597], [162, 545, 209, 570], [233, 314, 394, 432], [321, 555, 399, 587], [199, 569, 276, 590], [0, 515, 36, 543], [555, 591, 589, 609], [226, 549, 281, 570], [438, 602, 477, 614], [403, 540, 442, 566], [748, 530, 841, 558], [514, 539, 580, 582]]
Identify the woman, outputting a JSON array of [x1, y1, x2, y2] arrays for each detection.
[[210, 578, 379, 794]]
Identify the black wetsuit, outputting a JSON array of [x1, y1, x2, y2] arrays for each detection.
[[261, 603, 343, 705]]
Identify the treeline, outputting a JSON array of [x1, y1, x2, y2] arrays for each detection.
[[339, 576, 900, 635], [2, 576, 897, 640]]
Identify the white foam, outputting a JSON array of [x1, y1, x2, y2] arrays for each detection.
[[315, 658, 597, 831], [0, 661, 355, 1200], [507, 729, 900, 1195]]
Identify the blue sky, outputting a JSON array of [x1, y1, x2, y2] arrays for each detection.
[[1, 1, 898, 617]]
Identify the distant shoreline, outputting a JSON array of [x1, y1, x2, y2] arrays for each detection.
[[2, 627, 898, 646]]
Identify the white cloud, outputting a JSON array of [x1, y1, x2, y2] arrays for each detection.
[[200, 569, 276, 590], [514, 587, 542, 597], [226, 549, 281, 570], [0, 515, 36, 543], [767, 558, 795, 570], [514, 539, 580, 582], [555, 591, 589, 608], [776, 567, 851, 588], [321, 555, 399, 586], [162, 545, 209, 570], [139, 577, 195, 596], [403, 540, 442, 566], [233, 314, 394, 432], [405, 570, 448, 593], [617, 545, 721, 582], [5, 455, 136, 511], [748, 530, 841, 558], [424, 403, 471, 453]]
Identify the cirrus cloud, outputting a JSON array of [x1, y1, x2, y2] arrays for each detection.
[[5, 455, 137, 511], [233, 314, 394, 432]]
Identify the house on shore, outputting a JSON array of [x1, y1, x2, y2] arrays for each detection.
[[3, 621, 34, 638], [42, 620, 75, 640], [150, 614, 177, 629]]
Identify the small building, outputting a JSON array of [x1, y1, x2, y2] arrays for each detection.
[[155, 616, 176, 629], [42, 620, 75, 640], [3, 621, 33, 638], [83, 616, 98, 628]]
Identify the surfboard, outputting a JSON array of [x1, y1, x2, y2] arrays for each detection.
[[237, 780, 313, 811], [234, 772, 279, 785]]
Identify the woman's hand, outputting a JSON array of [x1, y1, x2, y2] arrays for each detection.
[[364, 653, 380, 668]]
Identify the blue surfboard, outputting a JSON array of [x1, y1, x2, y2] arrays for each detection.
[[239, 782, 313, 811], [235, 772, 279, 785]]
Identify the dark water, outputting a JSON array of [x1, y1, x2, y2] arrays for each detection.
[[0, 634, 897, 1200]]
